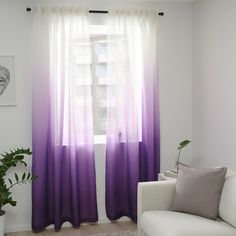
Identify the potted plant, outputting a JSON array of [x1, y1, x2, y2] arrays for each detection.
[[0, 148, 37, 236], [175, 139, 191, 170]]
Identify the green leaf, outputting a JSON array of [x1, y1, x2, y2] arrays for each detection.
[[15, 173, 19, 182], [178, 140, 191, 150], [1, 192, 10, 200], [20, 161, 27, 166], [32, 175, 38, 181], [15, 155, 24, 160], [8, 178, 12, 185], [9, 200, 17, 207], [27, 173, 31, 180], [22, 173, 26, 181]]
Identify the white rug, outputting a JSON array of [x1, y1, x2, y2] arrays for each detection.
[[86, 231, 137, 236]]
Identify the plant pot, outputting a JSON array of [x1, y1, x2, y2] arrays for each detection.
[[0, 211, 5, 236]]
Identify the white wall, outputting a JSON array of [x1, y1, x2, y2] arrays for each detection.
[[0, 0, 32, 233], [158, 2, 192, 169], [0, 0, 193, 232], [192, 0, 236, 169]]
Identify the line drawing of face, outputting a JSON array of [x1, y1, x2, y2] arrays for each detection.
[[0, 65, 10, 95]]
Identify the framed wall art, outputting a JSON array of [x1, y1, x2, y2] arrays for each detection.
[[0, 55, 16, 106]]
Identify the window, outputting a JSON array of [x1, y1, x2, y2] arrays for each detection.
[[72, 25, 112, 143], [56, 24, 142, 145], [91, 37, 109, 135]]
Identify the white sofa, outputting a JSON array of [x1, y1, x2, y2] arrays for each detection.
[[137, 170, 236, 236]]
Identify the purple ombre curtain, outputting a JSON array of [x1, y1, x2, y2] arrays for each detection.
[[105, 9, 160, 221], [32, 6, 97, 231]]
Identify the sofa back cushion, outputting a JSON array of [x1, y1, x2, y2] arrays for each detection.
[[219, 173, 236, 228]]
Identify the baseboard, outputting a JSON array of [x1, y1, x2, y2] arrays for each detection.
[[97, 216, 130, 224], [5, 217, 131, 233]]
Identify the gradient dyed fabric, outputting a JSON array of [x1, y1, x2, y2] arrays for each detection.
[[32, 6, 98, 231], [105, 9, 160, 221]]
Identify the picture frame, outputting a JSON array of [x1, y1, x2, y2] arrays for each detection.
[[0, 55, 16, 106]]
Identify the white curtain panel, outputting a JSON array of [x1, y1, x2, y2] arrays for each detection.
[[32, 6, 98, 230], [33, 6, 93, 146], [105, 8, 160, 221], [106, 9, 159, 142]]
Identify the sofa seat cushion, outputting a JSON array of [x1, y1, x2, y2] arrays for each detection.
[[140, 210, 236, 236]]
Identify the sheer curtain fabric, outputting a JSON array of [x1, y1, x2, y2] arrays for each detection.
[[32, 6, 98, 231], [106, 9, 160, 221]]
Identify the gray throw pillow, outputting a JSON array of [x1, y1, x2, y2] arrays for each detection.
[[172, 163, 227, 219]]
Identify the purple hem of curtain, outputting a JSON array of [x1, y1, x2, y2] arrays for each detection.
[[32, 217, 98, 232], [106, 139, 160, 221], [32, 144, 98, 231]]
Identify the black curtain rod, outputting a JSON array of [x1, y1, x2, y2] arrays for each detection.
[[26, 8, 164, 16]]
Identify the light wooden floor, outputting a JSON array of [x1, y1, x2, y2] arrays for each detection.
[[7, 221, 137, 236]]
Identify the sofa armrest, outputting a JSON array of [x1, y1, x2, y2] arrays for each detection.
[[137, 180, 176, 236]]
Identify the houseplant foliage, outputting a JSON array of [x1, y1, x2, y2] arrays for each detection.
[[176, 140, 191, 168], [0, 148, 37, 215]]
